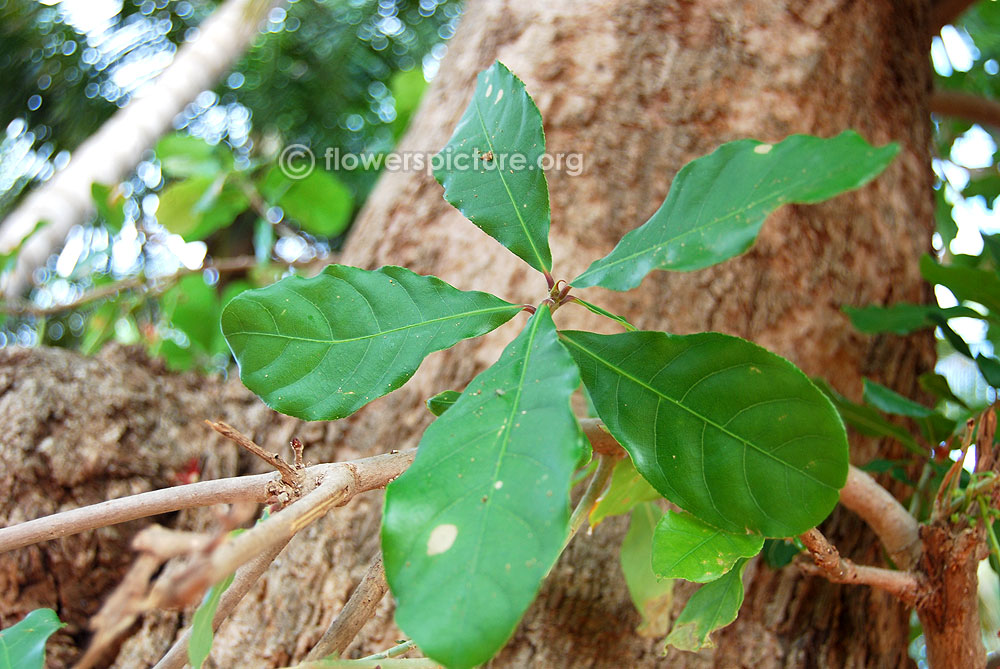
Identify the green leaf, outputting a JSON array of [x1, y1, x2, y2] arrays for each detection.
[[843, 303, 980, 335], [573, 131, 898, 290], [664, 558, 748, 652], [652, 510, 763, 583], [977, 354, 1000, 387], [156, 133, 224, 178], [161, 274, 224, 357], [620, 503, 674, 637], [560, 330, 848, 537], [0, 609, 65, 669], [222, 265, 521, 421], [426, 389, 461, 416], [571, 298, 637, 331], [921, 254, 1000, 316], [266, 168, 353, 237], [919, 372, 969, 408], [382, 307, 584, 669], [862, 379, 935, 418], [91, 183, 125, 233], [188, 572, 235, 668], [929, 312, 974, 358], [813, 378, 923, 454], [589, 457, 661, 527], [434, 61, 552, 273], [157, 175, 249, 241]]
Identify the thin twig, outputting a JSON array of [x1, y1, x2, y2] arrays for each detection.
[[566, 454, 617, 545], [0, 470, 276, 553], [930, 90, 1000, 130], [797, 528, 921, 606], [838, 465, 922, 569], [931, 0, 979, 34], [578, 418, 625, 458], [361, 640, 417, 660], [207, 420, 301, 492], [287, 659, 442, 668], [153, 536, 292, 669], [148, 450, 414, 610], [0, 451, 413, 554], [0, 256, 317, 317], [305, 556, 389, 661]]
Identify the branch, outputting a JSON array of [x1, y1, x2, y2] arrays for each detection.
[[931, 0, 978, 34], [578, 418, 625, 458], [930, 90, 1000, 130], [838, 465, 922, 569], [207, 420, 302, 493], [305, 555, 388, 661], [566, 453, 618, 545], [0, 451, 413, 554], [0, 256, 316, 317], [152, 536, 292, 669], [147, 450, 414, 610], [798, 528, 921, 606]]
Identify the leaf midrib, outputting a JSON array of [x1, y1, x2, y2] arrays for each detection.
[[559, 335, 836, 490], [226, 303, 518, 345]]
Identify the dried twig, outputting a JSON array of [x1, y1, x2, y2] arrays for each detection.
[[207, 420, 302, 493], [305, 555, 389, 661], [797, 528, 921, 606]]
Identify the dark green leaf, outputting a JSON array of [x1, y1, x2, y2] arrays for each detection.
[[571, 298, 636, 331], [222, 265, 521, 421], [435, 61, 552, 273], [382, 307, 584, 669], [620, 503, 674, 637], [977, 354, 1000, 387], [561, 330, 848, 537], [188, 573, 235, 668], [663, 558, 748, 652], [862, 379, 935, 418], [0, 609, 64, 669], [573, 132, 898, 290], [589, 457, 661, 527], [920, 254, 1000, 315], [762, 538, 801, 568], [161, 274, 223, 357], [919, 372, 969, 408], [982, 233, 1000, 271], [843, 303, 979, 335], [426, 389, 461, 416], [813, 379, 923, 454], [929, 312, 974, 358], [652, 510, 763, 583]]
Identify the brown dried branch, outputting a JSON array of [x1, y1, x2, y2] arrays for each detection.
[[578, 418, 624, 458], [797, 528, 921, 606], [147, 450, 414, 611], [838, 465, 922, 569], [305, 555, 389, 661]]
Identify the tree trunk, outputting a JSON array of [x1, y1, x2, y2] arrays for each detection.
[[2, 0, 938, 666]]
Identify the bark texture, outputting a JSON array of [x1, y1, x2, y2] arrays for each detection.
[[0, 0, 938, 667]]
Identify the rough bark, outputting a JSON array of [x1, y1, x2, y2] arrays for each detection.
[[1, 0, 938, 667]]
